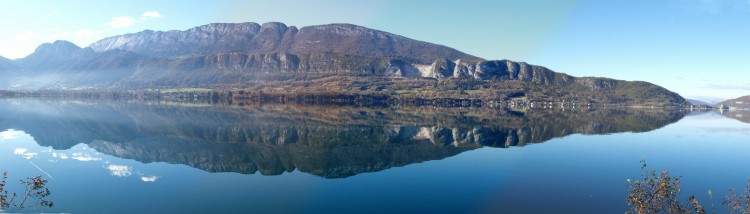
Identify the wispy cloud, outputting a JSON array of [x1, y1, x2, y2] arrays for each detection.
[[13, 148, 28, 155], [2, 10, 164, 58], [701, 83, 750, 90], [14, 31, 40, 42], [13, 148, 37, 159], [141, 176, 159, 182], [673, 0, 750, 14], [108, 16, 136, 29], [52, 152, 70, 160], [140, 11, 163, 22], [71, 152, 102, 162], [29, 161, 54, 180], [109, 11, 163, 29], [30, 9, 59, 30], [107, 164, 133, 177], [1, 130, 24, 140], [142, 11, 163, 19], [72, 29, 103, 40]]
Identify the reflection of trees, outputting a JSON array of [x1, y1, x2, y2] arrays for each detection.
[[0, 100, 687, 178]]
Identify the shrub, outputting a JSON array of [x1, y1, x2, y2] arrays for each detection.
[[626, 160, 750, 214], [723, 179, 750, 214], [0, 172, 54, 210], [626, 160, 705, 214]]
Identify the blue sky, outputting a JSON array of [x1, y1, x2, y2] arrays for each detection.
[[0, 0, 748, 101]]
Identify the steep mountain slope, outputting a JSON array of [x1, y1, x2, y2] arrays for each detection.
[[89, 22, 483, 64], [716, 95, 750, 109], [126, 52, 581, 86], [11, 40, 145, 88], [127, 53, 517, 83], [19, 40, 144, 72], [18, 40, 95, 71], [0, 55, 17, 71], [0, 55, 20, 87], [124, 53, 685, 105], [4, 22, 688, 106]]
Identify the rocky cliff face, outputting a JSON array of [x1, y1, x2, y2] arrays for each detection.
[[50, 48, 678, 106], [89, 22, 482, 64], [130, 53, 572, 85], [390, 59, 574, 85]]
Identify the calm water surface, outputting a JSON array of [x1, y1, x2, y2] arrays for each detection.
[[0, 99, 748, 213]]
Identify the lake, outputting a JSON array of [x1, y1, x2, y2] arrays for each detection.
[[0, 99, 748, 213]]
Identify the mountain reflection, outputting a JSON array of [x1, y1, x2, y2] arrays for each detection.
[[0, 99, 687, 178], [717, 109, 750, 124]]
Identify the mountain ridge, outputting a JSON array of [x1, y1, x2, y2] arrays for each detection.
[[2, 21, 689, 106], [716, 95, 750, 109], [89, 22, 483, 64], [0, 55, 16, 71]]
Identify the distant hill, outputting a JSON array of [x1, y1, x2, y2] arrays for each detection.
[[0, 56, 20, 87], [687, 99, 709, 106], [716, 95, 750, 110], [18, 40, 144, 72], [0, 22, 689, 106], [11, 40, 144, 88], [0, 55, 17, 71]]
